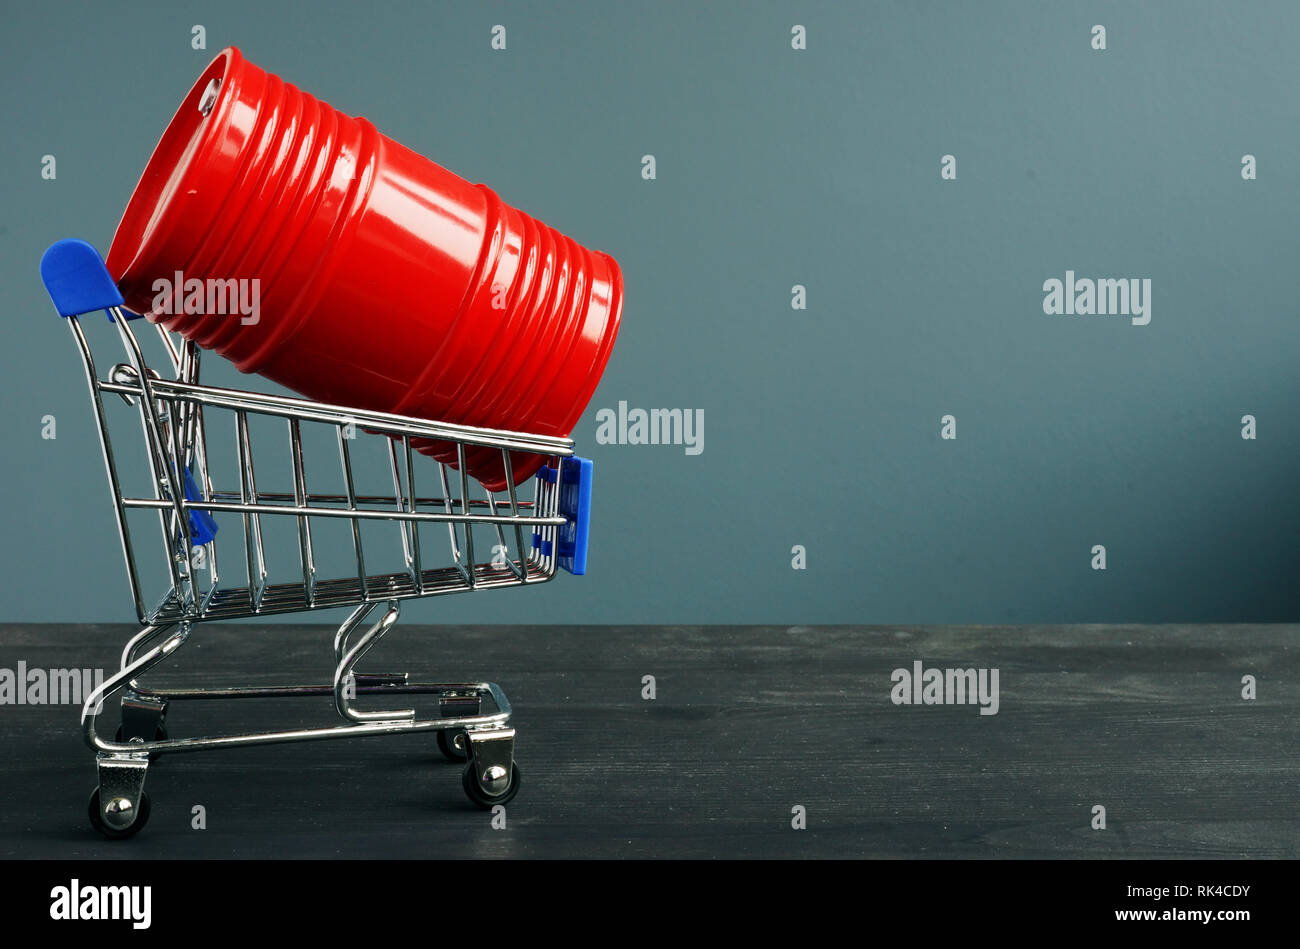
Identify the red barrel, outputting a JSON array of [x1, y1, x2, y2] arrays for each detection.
[[106, 46, 622, 490]]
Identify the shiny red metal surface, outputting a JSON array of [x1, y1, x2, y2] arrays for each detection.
[[106, 47, 622, 489]]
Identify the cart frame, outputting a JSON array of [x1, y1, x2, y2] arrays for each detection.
[[40, 239, 594, 836]]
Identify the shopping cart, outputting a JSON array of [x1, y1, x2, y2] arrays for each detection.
[[40, 239, 594, 838]]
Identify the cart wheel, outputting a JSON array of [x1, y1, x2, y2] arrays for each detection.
[[461, 761, 521, 809], [437, 728, 470, 762], [115, 722, 167, 761], [88, 787, 151, 839]]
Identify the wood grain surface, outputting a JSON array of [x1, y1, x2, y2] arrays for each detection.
[[0, 623, 1296, 858]]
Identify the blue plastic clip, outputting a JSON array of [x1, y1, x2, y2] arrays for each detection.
[[39, 239, 140, 320], [555, 456, 593, 575], [182, 467, 220, 547]]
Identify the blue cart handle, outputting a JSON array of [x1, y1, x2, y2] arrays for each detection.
[[39, 239, 139, 320], [535, 456, 593, 576]]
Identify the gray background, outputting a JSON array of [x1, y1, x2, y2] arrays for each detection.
[[2, 0, 1298, 624]]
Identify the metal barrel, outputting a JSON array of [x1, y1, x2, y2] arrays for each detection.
[[106, 46, 622, 489]]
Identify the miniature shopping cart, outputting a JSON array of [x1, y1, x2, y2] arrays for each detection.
[[40, 239, 594, 838]]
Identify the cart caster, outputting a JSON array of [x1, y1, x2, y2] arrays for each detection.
[[462, 760, 521, 809], [88, 787, 151, 839], [460, 726, 520, 808], [437, 728, 470, 762]]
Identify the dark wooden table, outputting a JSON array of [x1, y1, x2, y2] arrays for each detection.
[[2, 623, 1296, 858]]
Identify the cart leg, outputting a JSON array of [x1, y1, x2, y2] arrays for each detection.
[[89, 753, 151, 839], [461, 727, 521, 809], [332, 601, 415, 723]]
